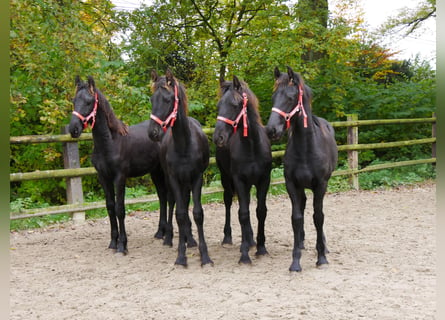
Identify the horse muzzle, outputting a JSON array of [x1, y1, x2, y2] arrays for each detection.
[[68, 120, 83, 138], [148, 124, 162, 142], [266, 125, 282, 141], [213, 135, 226, 148]]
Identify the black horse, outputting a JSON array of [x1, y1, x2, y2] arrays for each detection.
[[148, 69, 213, 267], [213, 76, 272, 264], [69, 76, 174, 254], [266, 67, 338, 272]]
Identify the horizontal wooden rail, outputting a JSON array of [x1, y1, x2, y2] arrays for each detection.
[[10, 137, 435, 182], [10, 167, 97, 182], [331, 158, 436, 176], [9, 117, 435, 144], [330, 117, 436, 128], [10, 156, 435, 219], [337, 137, 436, 151], [10, 185, 225, 220], [10, 116, 436, 220], [10, 133, 92, 144]]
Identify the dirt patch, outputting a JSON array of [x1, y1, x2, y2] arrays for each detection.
[[10, 183, 436, 319]]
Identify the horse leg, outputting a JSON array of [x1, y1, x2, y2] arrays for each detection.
[[98, 175, 118, 250], [182, 191, 197, 248], [221, 173, 233, 245], [313, 184, 329, 267], [152, 169, 173, 246], [235, 181, 253, 264], [115, 176, 128, 254], [235, 179, 255, 248], [255, 177, 270, 256], [299, 192, 307, 249], [287, 181, 306, 272], [165, 189, 175, 246], [192, 176, 213, 266], [170, 181, 189, 266]]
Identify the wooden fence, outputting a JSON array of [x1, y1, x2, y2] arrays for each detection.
[[10, 115, 436, 221]]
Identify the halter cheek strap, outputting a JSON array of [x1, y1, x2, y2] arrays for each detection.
[[72, 92, 98, 129], [150, 84, 179, 132], [271, 84, 307, 129], [217, 92, 248, 137]]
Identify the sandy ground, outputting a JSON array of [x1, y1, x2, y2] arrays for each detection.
[[10, 183, 436, 320]]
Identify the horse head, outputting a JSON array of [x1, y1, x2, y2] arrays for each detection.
[[148, 69, 186, 142], [69, 76, 98, 138], [266, 66, 311, 141], [213, 75, 257, 148]]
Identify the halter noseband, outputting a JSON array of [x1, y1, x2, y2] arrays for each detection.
[[217, 92, 249, 137], [72, 92, 98, 129], [150, 84, 179, 132], [271, 84, 307, 129]]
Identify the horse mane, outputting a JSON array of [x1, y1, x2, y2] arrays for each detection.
[[219, 78, 263, 125], [95, 89, 129, 136], [151, 75, 189, 116], [76, 80, 128, 136]]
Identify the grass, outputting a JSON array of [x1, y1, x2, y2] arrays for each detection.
[[9, 163, 436, 231]]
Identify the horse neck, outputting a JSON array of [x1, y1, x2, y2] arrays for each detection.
[[91, 104, 114, 151], [289, 110, 316, 147], [236, 109, 263, 149], [170, 104, 192, 151]]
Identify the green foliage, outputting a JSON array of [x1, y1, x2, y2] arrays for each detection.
[[359, 163, 436, 190], [10, 0, 436, 223]]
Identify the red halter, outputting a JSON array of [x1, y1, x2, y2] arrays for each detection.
[[271, 84, 307, 129], [150, 84, 179, 132], [217, 92, 249, 137], [72, 92, 98, 129]]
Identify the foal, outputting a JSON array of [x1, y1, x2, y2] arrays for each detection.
[[148, 69, 212, 267], [266, 67, 338, 271], [69, 76, 174, 254], [213, 76, 272, 264]]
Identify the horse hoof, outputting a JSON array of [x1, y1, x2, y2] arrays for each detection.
[[255, 247, 268, 256], [175, 257, 188, 267], [201, 258, 214, 267], [222, 237, 233, 245], [238, 256, 252, 265], [316, 257, 329, 268], [163, 239, 173, 247], [154, 230, 164, 239], [289, 262, 302, 272]]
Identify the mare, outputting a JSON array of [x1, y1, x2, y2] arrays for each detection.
[[266, 67, 338, 272], [213, 76, 272, 264], [148, 69, 213, 267], [69, 76, 174, 254]]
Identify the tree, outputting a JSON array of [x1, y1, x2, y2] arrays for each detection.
[[379, 0, 436, 36], [10, 0, 123, 204]]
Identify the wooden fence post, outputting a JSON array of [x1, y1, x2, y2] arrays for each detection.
[[61, 125, 85, 224], [432, 112, 436, 167], [347, 114, 359, 190]]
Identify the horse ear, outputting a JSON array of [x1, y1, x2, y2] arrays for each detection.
[[75, 76, 81, 87], [274, 67, 281, 80], [151, 69, 158, 82], [87, 76, 96, 94], [166, 68, 174, 86], [286, 66, 295, 84], [233, 75, 241, 91]]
